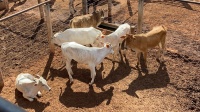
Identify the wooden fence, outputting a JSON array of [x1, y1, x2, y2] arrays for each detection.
[[0, 0, 55, 53], [0, 0, 140, 55]]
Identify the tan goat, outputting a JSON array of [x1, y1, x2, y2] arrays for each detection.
[[124, 25, 167, 67], [69, 10, 104, 28]]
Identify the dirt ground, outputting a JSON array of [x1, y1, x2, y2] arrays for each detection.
[[0, 0, 200, 112]]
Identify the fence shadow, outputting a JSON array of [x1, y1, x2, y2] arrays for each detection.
[[64, 14, 74, 24], [0, 10, 8, 18], [42, 53, 54, 79], [127, 0, 133, 16], [122, 62, 170, 98], [166, 49, 200, 66], [14, 89, 50, 112], [48, 66, 68, 81], [145, 0, 196, 11], [30, 19, 44, 40], [180, 2, 193, 10], [59, 81, 114, 108], [0, 17, 45, 40]]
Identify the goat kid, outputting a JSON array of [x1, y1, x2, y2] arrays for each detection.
[[124, 25, 167, 67], [61, 42, 114, 85], [15, 73, 51, 101], [99, 23, 131, 61]]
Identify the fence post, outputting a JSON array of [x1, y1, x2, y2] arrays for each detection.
[[137, 0, 144, 34], [38, 0, 44, 20], [82, 0, 88, 14], [44, 3, 55, 53], [108, 0, 112, 23]]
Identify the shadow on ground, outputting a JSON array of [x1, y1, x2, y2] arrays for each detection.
[[15, 89, 50, 112], [145, 0, 196, 11], [59, 81, 114, 108], [48, 51, 134, 91], [42, 53, 55, 79], [123, 62, 170, 98], [95, 53, 135, 91], [48, 60, 91, 83]]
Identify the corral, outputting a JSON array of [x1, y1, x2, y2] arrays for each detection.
[[0, 0, 200, 112]]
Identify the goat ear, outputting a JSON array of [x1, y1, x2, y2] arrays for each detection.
[[106, 44, 110, 48]]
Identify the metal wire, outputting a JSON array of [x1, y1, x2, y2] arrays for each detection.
[[15, 21, 46, 34], [0, 14, 37, 32], [1, 0, 135, 43]]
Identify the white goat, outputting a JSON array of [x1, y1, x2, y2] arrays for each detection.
[[99, 23, 131, 61], [61, 42, 114, 85], [15, 73, 51, 102], [52, 27, 102, 47]]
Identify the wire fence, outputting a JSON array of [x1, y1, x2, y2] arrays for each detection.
[[0, 0, 51, 76], [50, 0, 136, 31], [0, 0, 136, 76]]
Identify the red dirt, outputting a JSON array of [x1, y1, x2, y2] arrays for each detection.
[[0, 0, 199, 112]]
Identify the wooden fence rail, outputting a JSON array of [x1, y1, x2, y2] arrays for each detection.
[[0, 0, 51, 22]]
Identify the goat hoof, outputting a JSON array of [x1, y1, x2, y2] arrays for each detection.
[[89, 82, 93, 85]]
